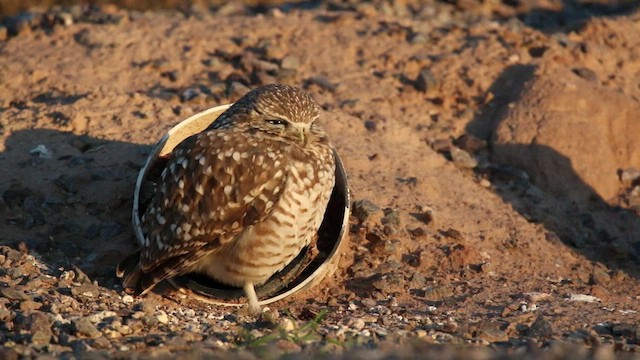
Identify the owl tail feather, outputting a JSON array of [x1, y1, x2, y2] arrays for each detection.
[[116, 251, 146, 295]]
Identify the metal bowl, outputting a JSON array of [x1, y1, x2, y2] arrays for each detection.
[[133, 105, 350, 308]]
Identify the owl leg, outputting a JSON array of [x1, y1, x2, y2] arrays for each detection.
[[243, 282, 262, 316]]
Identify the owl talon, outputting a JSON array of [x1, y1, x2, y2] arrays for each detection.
[[243, 282, 262, 316]]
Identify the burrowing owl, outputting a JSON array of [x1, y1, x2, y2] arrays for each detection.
[[117, 84, 336, 314]]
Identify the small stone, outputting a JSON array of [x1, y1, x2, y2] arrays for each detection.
[[440, 322, 459, 334], [572, 67, 598, 82], [372, 272, 405, 294], [501, 301, 522, 316], [620, 168, 640, 186], [361, 298, 376, 308], [276, 339, 302, 353], [590, 285, 608, 299], [228, 82, 251, 99], [280, 55, 300, 71], [408, 32, 428, 44], [19, 299, 42, 312], [568, 294, 600, 302], [350, 318, 366, 331], [30, 144, 52, 159], [612, 323, 636, 338], [306, 76, 336, 92], [85, 310, 116, 323], [525, 292, 551, 302], [31, 330, 52, 346], [418, 205, 435, 225], [0, 287, 31, 301], [216, 2, 246, 16], [592, 267, 611, 285], [122, 295, 134, 304], [279, 318, 296, 332], [478, 326, 508, 342], [528, 315, 553, 338], [73, 318, 101, 338], [155, 310, 169, 325], [381, 208, 401, 228], [364, 119, 376, 132], [70, 284, 99, 298], [58, 12, 74, 26], [430, 138, 452, 153], [180, 87, 200, 102], [415, 68, 438, 93], [450, 147, 478, 169], [454, 134, 486, 154], [352, 199, 381, 223]]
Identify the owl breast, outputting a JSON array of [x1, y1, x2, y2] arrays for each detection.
[[190, 143, 336, 287]]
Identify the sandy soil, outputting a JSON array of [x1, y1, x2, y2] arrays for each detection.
[[1, 2, 640, 358]]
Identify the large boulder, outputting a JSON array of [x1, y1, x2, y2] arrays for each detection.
[[492, 67, 640, 203]]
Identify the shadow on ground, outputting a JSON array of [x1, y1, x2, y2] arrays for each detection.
[[465, 64, 640, 280], [0, 128, 147, 289], [515, 0, 640, 33]]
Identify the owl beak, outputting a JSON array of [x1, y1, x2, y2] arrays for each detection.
[[298, 128, 305, 143]]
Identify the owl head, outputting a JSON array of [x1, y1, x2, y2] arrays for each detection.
[[211, 84, 324, 144]]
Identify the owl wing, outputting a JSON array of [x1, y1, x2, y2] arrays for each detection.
[[133, 128, 288, 292]]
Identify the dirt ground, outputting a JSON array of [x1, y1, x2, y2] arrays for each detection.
[[1, 1, 640, 358]]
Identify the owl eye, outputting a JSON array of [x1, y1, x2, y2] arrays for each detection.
[[266, 119, 287, 126]]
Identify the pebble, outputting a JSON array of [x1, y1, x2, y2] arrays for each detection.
[[279, 318, 296, 332], [73, 317, 102, 338], [568, 294, 600, 303], [528, 316, 553, 338], [350, 318, 366, 331], [572, 67, 598, 82], [431, 138, 452, 153], [352, 199, 381, 223], [450, 147, 478, 169], [306, 76, 336, 92], [155, 310, 169, 325], [361, 298, 377, 308], [620, 168, 640, 186], [381, 208, 401, 228], [0, 287, 31, 301], [180, 87, 200, 102], [418, 205, 435, 225], [85, 310, 116, 323], [479, 179, 492, 188], [408, 32, 428, 44], [19, 300, 42, 312], [122, 295, 134, 304], [29, 144, 52, 159], [70, 284, 100, 298], [454, 134, 487, 153], [415, 68, 438, 93], [280, 55, 300, 71], [228, 81, 251, 99], [611, 323, 636, 338]]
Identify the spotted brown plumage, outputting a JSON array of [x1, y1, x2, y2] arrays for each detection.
[[116, 84, 336, 314]]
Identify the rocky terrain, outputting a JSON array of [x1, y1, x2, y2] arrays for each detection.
[[0, 1, 640, 358]]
